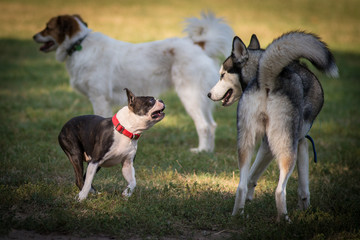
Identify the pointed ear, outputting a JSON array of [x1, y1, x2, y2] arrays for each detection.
[[125, 88, 135, 109], [248, 34, 260, 50], [232, 36, 248, 65]]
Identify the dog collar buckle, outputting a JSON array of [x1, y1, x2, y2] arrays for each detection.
[[112, 114, 141, 140], [115, 123, 125, 134]]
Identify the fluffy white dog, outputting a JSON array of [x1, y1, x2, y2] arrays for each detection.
[[33, 12, 234, 152]]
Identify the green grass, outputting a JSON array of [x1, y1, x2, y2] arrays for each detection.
[[1, 0, 360, 239]]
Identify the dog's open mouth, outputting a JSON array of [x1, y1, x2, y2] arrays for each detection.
[[40, 41, 55, 52], [151, 105, 165, 120], [221, 89, 233, 106]]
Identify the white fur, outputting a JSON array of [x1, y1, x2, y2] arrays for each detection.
[[208, 31, 338, 221], [208, 66, 242, 106], [37, 13, 234, 152]]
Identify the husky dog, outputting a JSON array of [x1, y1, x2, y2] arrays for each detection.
[[33, 12, 234, 152], [208, 31, 338, 221], [58, 89, 165, 200]]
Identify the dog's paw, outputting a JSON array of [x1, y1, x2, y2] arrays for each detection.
[[276, 214, 292, 223], [90, 187, 100, 195], [190, 147, 213, 153], [190, 147, 202, 153], [297, 196, 310, 210], [232, 208, 245, 217], [246, 188, 255, 201], [76, 191, 87, 202], [122, 187, 133, 198]]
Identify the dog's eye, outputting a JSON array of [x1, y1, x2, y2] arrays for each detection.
[[149, 98, 155, 105], [220, 73, 225, 79]]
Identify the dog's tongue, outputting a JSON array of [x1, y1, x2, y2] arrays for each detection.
[[40, 41, 54, 51]]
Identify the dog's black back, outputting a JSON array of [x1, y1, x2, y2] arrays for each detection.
[[58, 115, 114, 161], [58, 115, 114, 189]]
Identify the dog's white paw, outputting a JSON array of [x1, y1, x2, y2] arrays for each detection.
[[190, 147, 202, 153], [232, 208, 245, 217], [76, 191, 87, 201], [122, 187, 133, 198], [190, 147, 212, 153], [276, 214, 292, 223]]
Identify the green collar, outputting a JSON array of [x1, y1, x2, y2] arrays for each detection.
[[66, 35, 87, 56]]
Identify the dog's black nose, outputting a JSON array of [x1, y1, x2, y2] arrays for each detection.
[[207, 92, 211, 99]]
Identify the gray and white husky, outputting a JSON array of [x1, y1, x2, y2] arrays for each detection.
[[208, 31, 338, 221]]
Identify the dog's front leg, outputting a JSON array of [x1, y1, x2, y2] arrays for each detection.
[[77, 161, 99, 201], [247, 138, 273, 201], [121, 159, 136, 198]]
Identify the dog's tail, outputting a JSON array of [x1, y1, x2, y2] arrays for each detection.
[[183, 11, 234, 61], [258, 31, 339, 90]]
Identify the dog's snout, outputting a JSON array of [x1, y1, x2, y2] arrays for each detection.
[[207, 92, 212, 99], [158, 99, 165, 109]]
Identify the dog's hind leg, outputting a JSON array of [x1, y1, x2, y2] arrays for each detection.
[[233, 92, 266, 216], [297, 138, 310, 210], [77, 161, 99, 201], [274, 152, 297, 222], [58, 134, 85, 190], [246, 137, 273, 201], [67, 152, 84, 190], [233, 144, 256, 216]]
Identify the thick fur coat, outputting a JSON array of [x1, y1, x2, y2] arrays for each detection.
[[208, 31, 338, 221]]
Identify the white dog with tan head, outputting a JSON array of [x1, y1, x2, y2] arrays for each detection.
[[33, 13, 234, 152]]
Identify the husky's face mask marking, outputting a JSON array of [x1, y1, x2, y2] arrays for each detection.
[[208, 59, 242, 106], [208, 34, 263, 107], [208, 37, 248, 106]]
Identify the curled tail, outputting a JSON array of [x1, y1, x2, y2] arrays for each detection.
[[258, 31, 339, 90], [183, 11, 234, 61]]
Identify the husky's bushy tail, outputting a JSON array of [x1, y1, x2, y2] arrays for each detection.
[[183, 11, 234, 61], [259, 31, 339, 90]]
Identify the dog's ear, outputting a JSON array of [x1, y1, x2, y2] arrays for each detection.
[[125, 88, 136, 110], [248, 34, 260, 50], [232, 36, 248, 65], [73, 14, 88, 27], [56, 15, 79, 38]]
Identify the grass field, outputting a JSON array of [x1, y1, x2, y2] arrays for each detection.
[[0, 0, 359, 239]]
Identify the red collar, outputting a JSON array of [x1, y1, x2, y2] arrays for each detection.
[[112, 114, 141, 140]]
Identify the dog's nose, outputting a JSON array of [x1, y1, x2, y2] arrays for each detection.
[[207, 92, 211, 99]]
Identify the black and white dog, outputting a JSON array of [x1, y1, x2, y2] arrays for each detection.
[[58, 88, 165, 200]]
